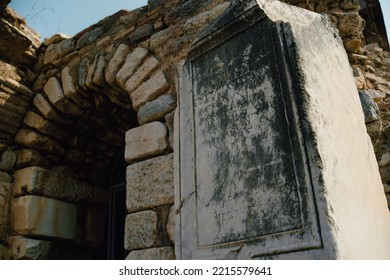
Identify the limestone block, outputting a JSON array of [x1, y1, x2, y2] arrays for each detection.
[[61, 66, 91, 108], [167, 205, 175, 245], [9, 236, 57, 260], [44, 33, 71, 47], [15, 149, 49, 169], [13, 166, 108, 205], [125, 121, 168, 163], [76, 26, 106, 49], [137, 94, 176, 125], [116, 47, 148, 89], [92, 55, 106, 87], [358, 90, 380, 123], [15, 129, 65, 156], [85, 55, 99, 90], [12, 195, 77, 240], [126, 154, 174, 213], [43, 77, 83, 117], [33, 93, 72, 125], [124, 210, 158, 250], [105, 44, 130, 86], [129, 23, 154, 42], [336, 11, 365, 38], [44, 38, 75, 65], [24, 111, 67, 140], [0, 150, 16, 171], [130, 70, 170, 111], [124, 56, 160, 95], [0, 181, 10, 240], [126, 247, 175, 260]]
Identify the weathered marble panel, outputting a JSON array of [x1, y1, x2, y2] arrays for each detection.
[[177, 0, 390, 259]]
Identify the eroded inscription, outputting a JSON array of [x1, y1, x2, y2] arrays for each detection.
[[192, 24, 302, 247]]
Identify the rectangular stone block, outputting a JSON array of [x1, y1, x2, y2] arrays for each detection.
[[116, 47, 149, 88], [127, 154, 174, 213], [24, 111, 68, 140], [13, 166, 108, 205], [125, 121, 168, 163], [124, 210, 158, 251], [130, 69, 170, 111], [177, 0, 390, 260], [12, 195, 77, 240]]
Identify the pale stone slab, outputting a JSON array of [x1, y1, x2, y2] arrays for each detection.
[[126, 247, 175, 260], [105, 44, 130, 86], [137, 94, 176, 125], [116, 47, 148, 88], [92, 55, 106, 87], [125, 121, 168, 163], [9, 236, 57, 260], [43, 77, 83, 116], [177, 0, 390, 259], [33, 93, 72, 125], [124, 56, 160, 95], [130, 70, 170, 111], [0, 181, 10, 240], [124, 210, 157, 250], [13, 166, 107, 204], [126, 154, 174, 213], [24, 111, 68, 140], [15, 129, 65, 156], [12, 195, 77, 240]]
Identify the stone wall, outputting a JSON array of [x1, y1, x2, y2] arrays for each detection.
[[0, 0, 389, 259]]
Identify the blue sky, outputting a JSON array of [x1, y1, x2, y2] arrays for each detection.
[[8, 0, 390, 41]]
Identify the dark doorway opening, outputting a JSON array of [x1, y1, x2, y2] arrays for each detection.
[[107, 148, 127, 260]]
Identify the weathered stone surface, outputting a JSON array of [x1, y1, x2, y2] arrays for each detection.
[[124, 210, 158, 250], [167, 205, 175, 245], [0, 149, 16, 171], [104, 44, 130, 86], [166, 110, 175, 150], [15, 149, 48, 169], [126, 247, 175, 260], [15, 129, 65, 156], [126, 154, 173, 213], [178, 0, 390, 259], [358, 90, 380, 123], [379, 153, 390, 167], [61, 66, 91, 108], [76, 26, 106, 49], [124, 56, 160, 94], [92, 55, 106, 87], [33, 93, 72, 125], [137, 94, 176, 125], [129, 23, 155, 42], [0, 181, 10, 240], [367, 89, 386, 102], [9, 236, 57, 260], [125, 121, 168, 163], [44, 38, 75, 65], [44, 33, 71, 47], [24, 111, 67, 140], [0, 171, 11, 183], [43, 77, 83, 117], [131, 70, 170, 111], [12, 195, 77, 240], [13, 166, 107, 204], [336, 11, 365, 38], [116, 47, 149, 89], [183, 2, 230, 35]]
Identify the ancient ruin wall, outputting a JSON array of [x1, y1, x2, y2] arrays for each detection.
[[0, 0, 389, 259]]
